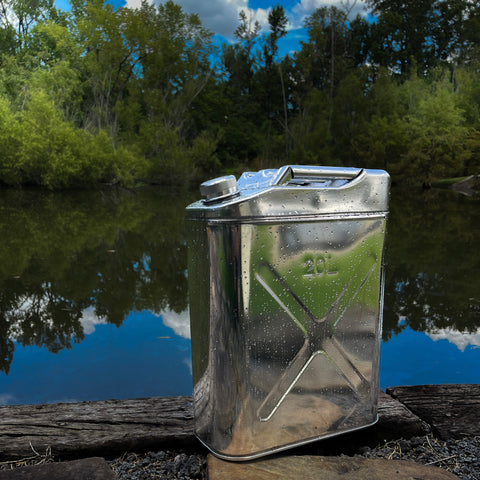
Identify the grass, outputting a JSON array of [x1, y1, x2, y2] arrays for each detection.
[[0, 444, 54, 470]]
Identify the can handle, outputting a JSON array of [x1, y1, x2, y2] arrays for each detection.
[[291, 165, 363, 179], [273, 165, 363, 185]]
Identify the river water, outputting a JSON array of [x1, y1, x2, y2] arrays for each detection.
[[0, 185, 478, 405]]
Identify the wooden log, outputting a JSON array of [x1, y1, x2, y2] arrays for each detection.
[[0, 386, 471, 460], [375, 390, 431, 440], [0, 396, 195, 460], [387, 384, 480, 439]]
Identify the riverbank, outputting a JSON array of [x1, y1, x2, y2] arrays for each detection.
[[431, 174, 480, 196], [0, 384, 478, 479]]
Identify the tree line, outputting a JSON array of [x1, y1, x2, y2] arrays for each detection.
[[0, 0, 478, 188]]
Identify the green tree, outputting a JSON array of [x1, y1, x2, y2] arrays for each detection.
[[401, 74, 470, 185], [263, 5, 287, 70], [330, 70, 370, 165], [354, 70, 474, 183], [0, 96, 23, 184], [66, 0, 216, 183], [455, 64, 480, 174], [68, 0, 145, 138], [367, 0, 437, 76], [461, 1, 480, 64], [216, 10, 263, 167], [367, 0, 480, 76], [27, 59, 82, 122], [122, 1, 215, 180], [289, 88, 333, 165], [293, 4, 373, 149], [353, 70, 409, 174], [0, 0, 58, 54], [255, 5, 292, 161]]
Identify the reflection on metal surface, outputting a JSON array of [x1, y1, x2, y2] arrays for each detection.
[[186, 165, 390, 460], [255, 259, 376, 422]]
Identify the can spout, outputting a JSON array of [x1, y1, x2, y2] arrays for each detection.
[[200, 175, 238, 202]]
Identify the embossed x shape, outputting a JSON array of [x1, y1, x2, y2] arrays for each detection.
[[254, 257, 377, 422]]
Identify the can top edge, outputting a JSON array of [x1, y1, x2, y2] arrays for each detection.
[[186, 166, 390, 220]]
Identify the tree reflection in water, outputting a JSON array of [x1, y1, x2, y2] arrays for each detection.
[[0, 185, 478, 384], [0, 187, 194, 374], [383, 187, 480, 341]]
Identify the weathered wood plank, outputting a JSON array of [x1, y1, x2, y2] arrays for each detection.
[[375, 391, 431, 439], [0, 386, 473, 460], [387, 384, 480, 439], [0, 396, 195, 460]]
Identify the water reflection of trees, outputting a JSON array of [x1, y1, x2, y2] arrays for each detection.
[[1, 185, 478, 373], [383, 187, 480, 341], [0, 188, 194, 373]]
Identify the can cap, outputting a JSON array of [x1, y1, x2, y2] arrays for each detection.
[[200, 175, 238, 202]]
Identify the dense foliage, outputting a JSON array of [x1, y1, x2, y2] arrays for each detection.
[[0, 0, 479, 188]]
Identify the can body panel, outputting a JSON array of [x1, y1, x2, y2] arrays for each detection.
[[186, 166, 389, 460]]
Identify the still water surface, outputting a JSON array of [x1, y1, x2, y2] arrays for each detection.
[[0, 185, 478, 405]]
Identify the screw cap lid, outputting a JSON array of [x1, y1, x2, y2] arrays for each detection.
[[200, 175, 238, 202]]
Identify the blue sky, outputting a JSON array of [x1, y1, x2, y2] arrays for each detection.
[[55, 0, 369, 54]]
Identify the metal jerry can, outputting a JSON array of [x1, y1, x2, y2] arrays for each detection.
[[185, 165, 390, 460]]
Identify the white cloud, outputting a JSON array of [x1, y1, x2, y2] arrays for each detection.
[[148, 0, 252, 39], [294, 0, 366, 13], [123, 1, 282, 39], [80, 308, 107, 335], [183, 356, 192, 374], [427, 328, 480, 352], [126, 0, 144, 8], [123, 1, 368, 41], [160, 308, 191, 339]]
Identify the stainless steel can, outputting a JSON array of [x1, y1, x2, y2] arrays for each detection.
[[185, 165, 390, 460]]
